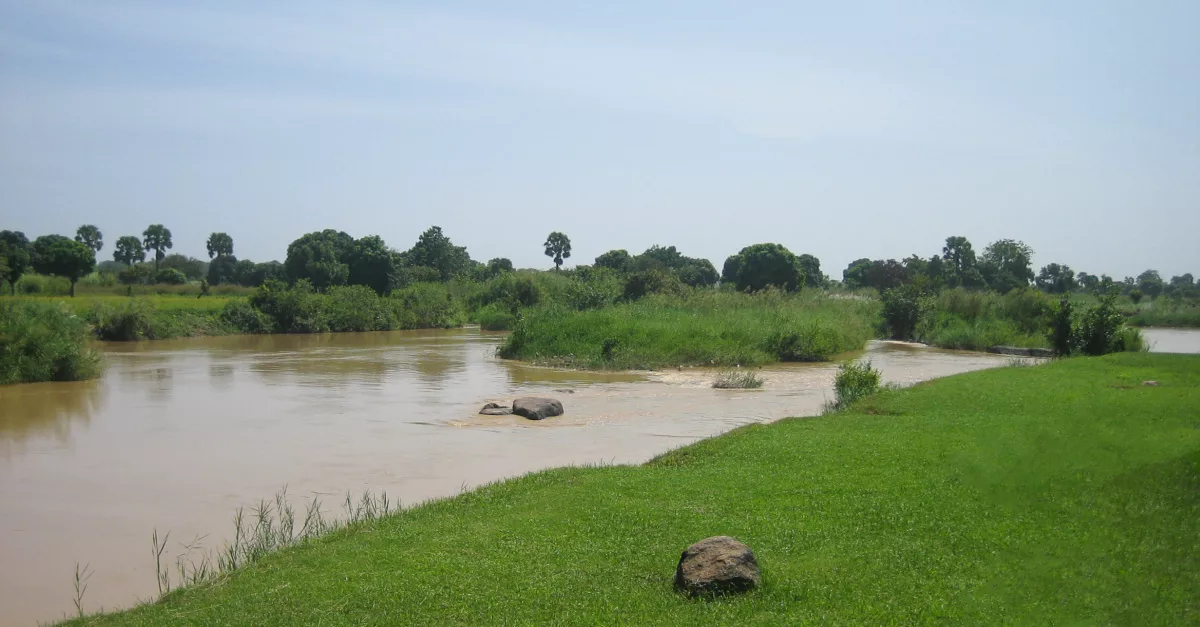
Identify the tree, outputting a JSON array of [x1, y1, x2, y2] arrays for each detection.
[[979, 239, 1034, 293], [1168, 274, 1196, 298], [403, 226, 472, 281], [142, 224, 173, 271], [942, 236, 982, 288], [1076, 272, 1100, 293], [285, 229, 355, 289], [0, 230, 32, 294], [348, 235, 398, 295], [486, 258, 514, 276], [863, 259, 909, 291], [842, 258, 872, 289], [0, 229, 31, 293], [595, 249, 630, 271], [797, 254, 823, 288], [161, 254, 208, 280], [32, 235, 96, 297], [206, 232, 234, 259], [207, 255, 239, 285], [544, 232, 572, 271], [1137, 270, 1164, 299], [75, 225, 103, 253], [1036, 263, 1077, 294], [723, 243, 804, 292], [113, 236, 146, 266]]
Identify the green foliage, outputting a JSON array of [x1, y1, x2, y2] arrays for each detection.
[[391, 283, 466, 329], [31, 235, 96, 296], [89, 299, 157, 341], [476, 303, 517, 331], [594, 249, 630, 271], [486, 258, 514, 277], [500, 289, 879, 369], [979, 239, 1035, 293], [285, 230, 354, 290], [1128, 299, 1200, 328], [796, 254, 824, 288], [841, 258, 871, 288], [404, 226, 471, 281], [1129, 288, 1143, 304], [915, 288, 1054, 350], [112, 236, 145, 266], [142, 224, 173, 270], [118, 263, 156, 285], [864, 259, 909, 291], [220, 300, 273, 334], [325, 285, 395, 332], [712, 369, 764, 389], [1137, 270, 1164, 299], [1036, 262, 1076, 294], [207, 255, 239, 285], [1074, 292, 1132, 356], [0, 300, 100, 384], [154, 268, 188, 285], [831, 359, 881, 410], [250, 280, 330, 333], [723, 243, 804, 292], [75, 225, 103, 253], [1049, 296, 1073, 356], [0, 230, 32, 294], [160, 254, 208, 281], [622, 269, 686, 301], [881, 284, 927, 339], [543, 231, 572, 270], [206, 232, 234, 259], [942, 235, 984, 289]]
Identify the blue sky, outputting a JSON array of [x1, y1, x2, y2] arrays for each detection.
[[1, 0, 1197, 278]]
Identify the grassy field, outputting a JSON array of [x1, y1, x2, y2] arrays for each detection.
[[64, 353, 1200, 625], [500, 289, 881, 369], [1129, 300, 1200, 328]]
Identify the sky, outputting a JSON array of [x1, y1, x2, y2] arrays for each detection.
[[1, 1, 1197, 279]]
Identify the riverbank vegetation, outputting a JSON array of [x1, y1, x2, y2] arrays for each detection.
[[61, 353, 1200, 625], [0, 300, 100, 384], [3, 223, 1188, 366]]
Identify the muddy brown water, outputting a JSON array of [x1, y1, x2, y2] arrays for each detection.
[[4, 326, 1193, 624]]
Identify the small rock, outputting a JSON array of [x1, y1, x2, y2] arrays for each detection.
[[479, 402, 511, 416], [511, 397, 564, 420], [674, 536, 760, 596], [553, 388, 576, 395], [1143, 380, 1160, 387]]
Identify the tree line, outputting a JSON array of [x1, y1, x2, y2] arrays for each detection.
[[1, 224, 1195, 301]]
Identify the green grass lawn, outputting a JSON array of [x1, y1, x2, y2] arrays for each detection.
[[66, 354, 1200, 625]]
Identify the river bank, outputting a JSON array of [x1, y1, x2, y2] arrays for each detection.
[[52, 352, 1200, 625], [3, 330, 1015, 625]]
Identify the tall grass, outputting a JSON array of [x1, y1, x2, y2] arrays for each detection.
[[712, 369, 765, 389], [0, 300, 102, 384], [500, 289, 880, 369], [1128, 299, 1200, 328], [916, 288, 1052, 350]]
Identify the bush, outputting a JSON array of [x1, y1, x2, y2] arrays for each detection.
[[118, 264, 156, 286], [623, 269, 686, 301], [392, 283, 465, 329], [1049, 296, 1073, 356], [326, 285, 394, 332], [712, 369, 764, 389], [249, 280, 329, 334], [1074, 293, 1130, 356], [476, 303, 517, 331], [881, 285, 926, 339], [831, 360, 881, 410], [0, 300, 101, 384], [220, 300, 273, 335], [155, 268, 189, 285], [90, 299, 158, 341]]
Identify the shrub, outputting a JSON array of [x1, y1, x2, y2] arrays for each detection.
[[220, 300, 273, 335], [155, 268, 189, 285], [1049, 296, 1073, 356], [881, 285, 926, 339], [0, 300, 101, 384], [90, 299, 158, 341], [392, 283, 465, 329], [325, 285, 394, 332], [249, 280, 329, 334], [712, 369, 764, 389], [1073, 293, 1126, 356], [832, 360, 881, 410], [476, 303, 517, 331], [118, 264, 156, 286], [623, 269, 685, 301]]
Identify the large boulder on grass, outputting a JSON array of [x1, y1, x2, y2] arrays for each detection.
[[674, 536, 760, 596], [511, 397, 564, 420]]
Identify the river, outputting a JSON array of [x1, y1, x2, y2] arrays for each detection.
[[2, 327, 1197, 624]]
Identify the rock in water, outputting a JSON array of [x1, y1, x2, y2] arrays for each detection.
[[511, 397, 564, 420], [674, 536, 760, 596], [479, 402, 512, 416]]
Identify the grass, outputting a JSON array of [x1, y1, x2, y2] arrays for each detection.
[[711, 369, 764, 389], [61, 353, 1200, 625], [500, 289, 881, 369], [0, 300, 102, 384], [916, 288, 1052, 351], [1128, 299, 1200, 328]]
